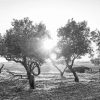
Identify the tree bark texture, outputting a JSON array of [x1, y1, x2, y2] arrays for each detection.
[[27, 72, 35, 89], [68, 66, 79, 82], [22, 56, 35, 89]]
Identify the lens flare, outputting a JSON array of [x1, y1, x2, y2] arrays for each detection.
[[43, 38, 57, 51], [50, 53, 57, 60]]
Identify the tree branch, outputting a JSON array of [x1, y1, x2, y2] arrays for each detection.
[[62, 65, 68, 75], [65, 54, 78, 69], [4, 55, 23, 64], [0, 64, 4, 73], [71, 57, 76, 68], [70, 54, 79, 68], [5, 69, 26, 79], [50, 58, 62, 73], [30, 61, 41, 76]]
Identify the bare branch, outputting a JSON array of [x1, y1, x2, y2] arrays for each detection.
[[50, 58, 62, 73], [30, 61, 41, 76], [6, 69, 15, 76], [62, 65, 68, 75], [0, 64, 4, 73], [5, 69, 26, 79]]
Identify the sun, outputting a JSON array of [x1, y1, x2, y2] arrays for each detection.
[[43, 38, 57, 51], [50, 53, 57, 60]]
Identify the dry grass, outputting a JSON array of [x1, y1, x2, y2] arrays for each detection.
[[0, 72, 100, 100], [0, 61, 100, 100]]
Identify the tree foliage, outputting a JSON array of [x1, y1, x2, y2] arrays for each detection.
[[3, 17, 49, 61], [91, 58, 100, 66], [91, 30, 100, 54], [58, 19, 91, 58], [57, 19, 92, 81], [90, 30, 100, 66], [1, 17, 49, 89]]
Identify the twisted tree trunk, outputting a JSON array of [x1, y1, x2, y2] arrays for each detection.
[[24, 65, 35, 89], [65, 57, 79, 82], [68, 65, 79, 82], [22, 56, 35, 89], [22, 56, 41, 89], [27, 71, 35, 89]]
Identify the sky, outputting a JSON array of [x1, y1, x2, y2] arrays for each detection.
[[0, 0, 100, 61], [0, 0, 100, 35]]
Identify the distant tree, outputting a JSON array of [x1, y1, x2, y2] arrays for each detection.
[[91, 58, 100, 66], [90, 30, 100, 66], [1, 17, 49, 89], [0, 33, 4, 55], [57, 19, 92, 82]]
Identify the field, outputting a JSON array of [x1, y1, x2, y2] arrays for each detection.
[[0, 61, 100, 100]]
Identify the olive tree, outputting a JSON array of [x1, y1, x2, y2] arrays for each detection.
[[1, 17, 49, 89], [90, 30, 100, 66], [57, 19, 92, 82]]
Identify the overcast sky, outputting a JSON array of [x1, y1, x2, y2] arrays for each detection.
[[0, 0, 100, 36]]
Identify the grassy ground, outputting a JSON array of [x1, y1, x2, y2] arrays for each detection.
[[0, 71, 100, 100], [0, 61, 100, 100]]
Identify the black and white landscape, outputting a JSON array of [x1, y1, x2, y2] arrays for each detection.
[[0, 0, 100, 100]]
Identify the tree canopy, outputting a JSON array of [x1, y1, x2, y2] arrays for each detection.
[[91, 30, 100, 54], [3, 17, 49, 63], [0, 17, 50, 89], [57, 19, 91, 59], [90, 30, 100, 66], [57, 19, 92, 81]]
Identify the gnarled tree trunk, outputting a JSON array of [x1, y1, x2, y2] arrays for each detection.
[[22, 56, 35, 89], [27, 71, 35, 89], [68, 65, 79, 82], [22, 56, 41, 89]]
